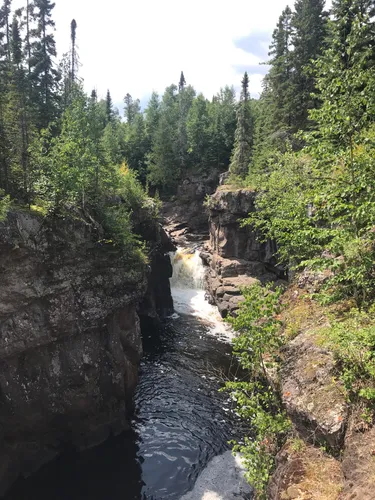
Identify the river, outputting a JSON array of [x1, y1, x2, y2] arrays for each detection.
[[5, 248, 244, 500]]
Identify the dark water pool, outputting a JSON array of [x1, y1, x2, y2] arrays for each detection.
[[5, 313, 242, 500]]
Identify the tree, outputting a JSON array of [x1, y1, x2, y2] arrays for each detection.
[[146, 84, 179, 191], [70, 19, 77, 82], [187, 93, 211, 170], [144, 91, 160, 141], [178, 70, 186, 92], [6, 15, 34, 200], [268, 5, 294, 131], [105, 89, 113, 123], [209, 86, 237, 170], [30, 0, 60, 128], [176, 82, 195, 173], [229, 72, 254, 178], [124, 93, 141, 125], [291, 0, 328, 129]]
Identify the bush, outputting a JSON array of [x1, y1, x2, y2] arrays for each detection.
[[0, 191, 10, 221], [223, 284, 290, 498], [320, 309, 375, 415]]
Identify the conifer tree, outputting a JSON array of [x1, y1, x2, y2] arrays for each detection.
[[209, 86, 237, 169], [70, 19, 77, 82], [268, 5, 294, 131], [0, 0, 12, 191], [25, 0, 33, 75], [105, 89, 113, 123], [144, 91, 160, 141], [7, 15, 33, 198], [124, 93, 141, 125], [178, 71, 186, 92], [177, 75, 195, 173], [291, 0, 327, 129], [30, 0, 60, 128], [229, 72, 254, 178]]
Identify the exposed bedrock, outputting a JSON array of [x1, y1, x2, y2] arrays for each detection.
[[201, 188, 285, 317], [0, 208, 173, 494]]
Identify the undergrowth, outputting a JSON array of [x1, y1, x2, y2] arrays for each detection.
[[223, 283, 290, 498]]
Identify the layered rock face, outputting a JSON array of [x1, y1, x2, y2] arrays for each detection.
[[0, 209, 173, 494], [162, 171, 220, 242], [202, 188, 283, 317]]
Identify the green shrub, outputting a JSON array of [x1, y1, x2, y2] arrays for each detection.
[[320, 309, 375, 414], [223, 284, 290, 498], [0, 191, 10, 221]]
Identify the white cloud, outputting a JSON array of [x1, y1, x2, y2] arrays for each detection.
[[15, 0, 332, 106]]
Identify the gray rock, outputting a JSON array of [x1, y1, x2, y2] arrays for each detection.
[[0, 208, 173, 494]]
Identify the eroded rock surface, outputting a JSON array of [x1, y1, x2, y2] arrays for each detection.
[[268, 440, 344, 499], [162, 171, 220, 242], [0, 208, 173, 494], [202, 188, 284, 317], [280, 331, 348, 452]]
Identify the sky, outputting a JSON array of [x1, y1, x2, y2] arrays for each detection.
[[15, 0, 328, 110]]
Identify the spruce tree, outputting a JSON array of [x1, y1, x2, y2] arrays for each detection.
[[178, 71, 186, 92], [30, 0, 60, 128], [291, 0, 328, 129], [7, 16, 32, 198], [70, 19, 77, 82], [229, 72, 254, 178], [124, 93, 141, 125], [268, 6, 294, 132], [0, 0, 12, 191], [105, 89, 113, 123]]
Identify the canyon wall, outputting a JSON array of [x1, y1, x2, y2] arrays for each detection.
[[0, 208, 173, 494]]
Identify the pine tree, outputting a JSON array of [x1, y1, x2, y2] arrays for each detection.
[[178, 71, 186, 92], [0, 0, 12, 191], [209, 86, 237, 170], [291, 0, 328, 129], [229, 72, 254, 178], [70, 19, 77, 82], [144, 91, 160, 141], [124, 93, 141, 125], [7, 15, 33, 199], [105, 89, 113, 123], [146, 84, 180, 191], [25, 0, 33, 74], [268, 6, 294, 131], [177, 78, 195, 173], [30, 0, 60, 129], [187, 93, 211, 171], [331, 0, 375, 68]]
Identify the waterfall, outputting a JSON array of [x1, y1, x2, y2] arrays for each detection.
[[169, 248, 231, 338]]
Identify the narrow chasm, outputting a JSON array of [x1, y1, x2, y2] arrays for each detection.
[[4, 238, 252, 500]]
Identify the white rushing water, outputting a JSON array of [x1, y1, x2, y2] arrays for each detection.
[[169, 248, 232, 340]]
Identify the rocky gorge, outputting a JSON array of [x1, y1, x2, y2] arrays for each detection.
[[164, 178, 375, 500], [0, 206, 174, 495], [1, 175, 374, 500]]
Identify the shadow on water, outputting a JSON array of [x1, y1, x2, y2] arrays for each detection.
[[5, 301, 243, 500]]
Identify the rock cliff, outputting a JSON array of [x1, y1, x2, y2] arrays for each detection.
[[0, 207, 173, 494], [201, 188, 284, 317], [162, 171, 220, 243]]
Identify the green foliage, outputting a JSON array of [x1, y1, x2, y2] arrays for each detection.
[[224, 284, 290, 498], [320, 309, 375, 414], [246, 7, 375, 309], [99, 203, 146, 264], [0, 190, 10, 220], [229, 72, 254, 178]]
